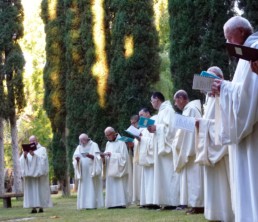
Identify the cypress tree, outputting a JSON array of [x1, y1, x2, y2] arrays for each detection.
[[0, 0, 25, 193], [65, 0, 101, 174], [65, 0, 111, 175], [41, 0, 70, 195], [108, 0, 160, 131], [169, 0, 235, 100], [237, 0, 258, 30]]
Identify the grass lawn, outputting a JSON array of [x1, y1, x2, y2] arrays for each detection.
[[0, 193, 208, 222]]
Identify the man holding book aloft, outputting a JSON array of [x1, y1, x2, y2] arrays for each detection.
[[20, 135, 52, 213]]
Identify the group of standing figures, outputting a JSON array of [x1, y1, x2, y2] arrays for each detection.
[[19, 16, 258, 222]]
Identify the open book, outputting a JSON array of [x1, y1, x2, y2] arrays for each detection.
[[138, 116, 155, 128], [226, 42, 258, 61], [192, 71, 220, 92], [80, 152, 89, 158], [22, 143, 37, 152], [125, 125, 141, 138], [172, 113, 196, 132]]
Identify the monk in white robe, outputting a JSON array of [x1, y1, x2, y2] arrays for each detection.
[[73, 133, 104, 209], [195, 66, 234, 222], [133, 108, 156, 208], [20, 135, 52, 213], [212, 16, 258, 222], [173, 90, 204, 214], [148, 92, 180, 209], [102, 127, 132, 208]]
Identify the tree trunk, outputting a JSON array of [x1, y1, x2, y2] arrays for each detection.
[[62, 131, 70, 197], [0, 118, 5, 195], [60, 175, 70, 197], [10, 117, 22, 193]]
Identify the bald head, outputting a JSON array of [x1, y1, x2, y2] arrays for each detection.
[[207, 66, 224, 79], [104, 127, 115, 134], [224, 16, 253, 45], [29, 135, 38, 145], [104, 127, 117, 142], [174, 90, 189, 111], [79, 133, 90, 146], [224, 16, 253, 33], [174, 90, 188, 100]]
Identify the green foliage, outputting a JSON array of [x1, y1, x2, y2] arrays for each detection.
[[41, 0, 68, 183], [153, 52, 173, 100], [157, 1, 170, 52], [237, 0, 258, 30], [0, 0, 25, 118], [65, 0, 107, 174], [169, 0, 235, 101], [107, 0, 160, 132]]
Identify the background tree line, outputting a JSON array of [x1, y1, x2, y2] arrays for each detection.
[[0, 0, 257, 196]]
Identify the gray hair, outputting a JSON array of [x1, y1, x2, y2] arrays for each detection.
[[174, 89, 189, 100], [223, 16, 253, 33], [207, 66, 224, 79]]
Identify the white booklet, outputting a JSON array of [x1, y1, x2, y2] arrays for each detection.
[[125, 125, 141, 137], [192, 74, 215, 92], [173, 113, 196, 132]]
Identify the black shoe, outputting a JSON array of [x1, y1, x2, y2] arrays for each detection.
[[186, 207, 204, 214], [31, 208, 37, 213], [163, 206, 177, 210], [108, 206, 126, 209], [147, 205, 161, 210], [38, 208, 44, 213]]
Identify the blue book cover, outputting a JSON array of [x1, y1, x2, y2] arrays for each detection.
[[138, 116, 155, 128], [118, 136, 134, 143], [200, 71, 221, 79]]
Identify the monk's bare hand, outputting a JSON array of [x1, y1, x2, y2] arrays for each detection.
[[104, 152, 111, 158], [75, 156, 80, 162], [211, 79, 222, 96], [251, 60, 258, 75], [86, 153, 94, 160], [24, 151, 28, 158], [135, 136, 141, 142], [195, 119, 200, 129], [147, 125, 156, 133], [29, 150, 35, 156]]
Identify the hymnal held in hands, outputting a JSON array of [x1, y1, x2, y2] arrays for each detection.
[[226, 43, 258, 61], [22, 143, 37, 152], [173, 113, 195, 132], [138, 116, 155, 128], [192, 74, 215, 92], [80, 152, 89, 158], [125, 125, 141, 138], [118, 136, 134, 143]]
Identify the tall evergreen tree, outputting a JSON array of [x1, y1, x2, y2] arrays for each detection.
[[237, 0, 258, 30], [108, 0, 160, 131], [41, 0, 70, 196], [65, 0, 111, 176], [0, 0, 25, 194], [169, 0, 235, 101], [0, 15, 6, 195], [0, 117, 4, 194]]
